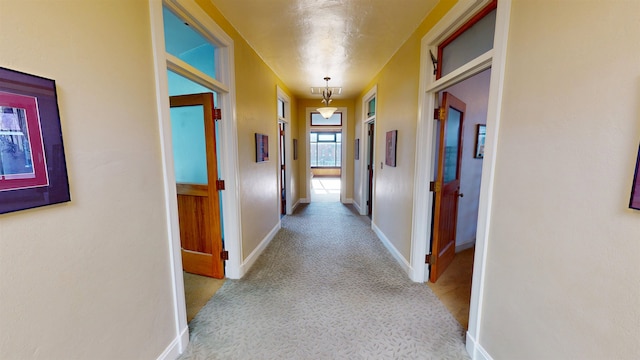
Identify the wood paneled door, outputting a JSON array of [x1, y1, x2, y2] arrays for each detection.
[[430, 92, 466, 283], [170, 93, 224, 279]]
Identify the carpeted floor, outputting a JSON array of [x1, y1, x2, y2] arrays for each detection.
[[179, 202, 469, 359]]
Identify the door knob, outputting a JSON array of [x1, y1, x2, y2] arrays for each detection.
[[458, 193, 464, 198]]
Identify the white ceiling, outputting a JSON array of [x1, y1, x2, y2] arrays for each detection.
[[209, 0, 439, 99]]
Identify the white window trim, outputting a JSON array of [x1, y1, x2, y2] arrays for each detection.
[[149, 0, 241, 355], [410, 0, 512, 358]]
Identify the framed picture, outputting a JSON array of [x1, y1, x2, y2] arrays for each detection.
[[293, 138, 298, 160], [355, 138, 360, 160], [385, 130, 397, 167], [255, 133, 269, 162], [630, 145, 640, 210], [0, 67, 70, 214], [475, 124, 486, 158]]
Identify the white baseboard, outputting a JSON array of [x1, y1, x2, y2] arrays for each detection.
[[371, 222, 412, 277], [352, 200, 362, 213], [156, 325, 188, 360], [290, 199, 301, 213], [456, 240, 475, 253], [300, 198, 310, 203], [466, 332, 493, 360], [343, 198, 354, 204], [238, 221, 281, 277]]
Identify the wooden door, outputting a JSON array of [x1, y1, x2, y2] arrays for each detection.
[[430, 92, 466, 283], [279, 123, 286, 215], [367, 122, 375, 217], [170, 93, 224, 279]]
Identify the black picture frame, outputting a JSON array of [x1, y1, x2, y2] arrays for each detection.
[[0, 67, 70, 214], [255, 133, 269, 162], [630, 144, 640, 210], [385, 130, 397, 167]]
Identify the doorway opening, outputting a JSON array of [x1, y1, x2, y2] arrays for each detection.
[[151, 0, 242, 342], [411, 0, 510, 356], [305, 108, 348, 203], [427, 68, 491, 329], [310, 129, 342, 202], [356, 86, 376, 217], [365, 122, 375, 217], [277, 87, 293, 215], [164, 5, 227, 321]]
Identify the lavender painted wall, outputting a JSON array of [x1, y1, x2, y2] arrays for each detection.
[[444, 68, 491, 249]]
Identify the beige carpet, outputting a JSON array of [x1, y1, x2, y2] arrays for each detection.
[[180, 202, 469, 359]]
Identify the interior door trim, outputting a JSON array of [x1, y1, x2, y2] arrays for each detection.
[[358, 85, 377, 216], [412, 0, 512, 357]]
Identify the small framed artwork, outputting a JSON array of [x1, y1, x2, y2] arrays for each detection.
[[0, 67, 70, 214], [354, 138, 360, 160], [293, 139, 298, 160], [475, 124, 486, 159], [255, 133, 269, 162], [385, 130, 397, 167], [630, 145, 640, 210]]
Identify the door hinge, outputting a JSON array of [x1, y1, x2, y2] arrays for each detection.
[[281, 164, 285, 171], [425, 254, 432, 264], [280, 130, 285, 136], [213, 108, 222, 120], [429, 181, 441, 192], [434, 108, 445, 121], [366, 200, 369, 206], [221, 250, 229, 261], [216, 180, 225, 191]]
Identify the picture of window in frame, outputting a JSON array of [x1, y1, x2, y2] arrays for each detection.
[[255, 133, 269, 162], [385, 130, 397, 167], [475, 124, 486, 159], [0, 67, 70, 214]]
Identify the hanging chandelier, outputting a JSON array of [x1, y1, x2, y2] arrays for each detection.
[[317, 77, 338, 119]]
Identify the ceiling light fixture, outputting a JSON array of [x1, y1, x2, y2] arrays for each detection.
[[317, 77, 338, 119]]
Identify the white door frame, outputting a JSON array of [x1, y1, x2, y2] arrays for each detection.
[[359, 86, 377, 216], [149, 0, 242, 354], [304, 107, 348, 203], [277, 86, 293, 215], [409, 0, 511, 357]]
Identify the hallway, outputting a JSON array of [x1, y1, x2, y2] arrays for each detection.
[[180, 202, 468, 359]]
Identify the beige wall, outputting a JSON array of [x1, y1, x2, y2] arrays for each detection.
[[354, 0, 457, 260], [297, 99, 356, 201], [195, 0, 299, 259], [480, 1, 640, 358], [0, 1, 176, 359]]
